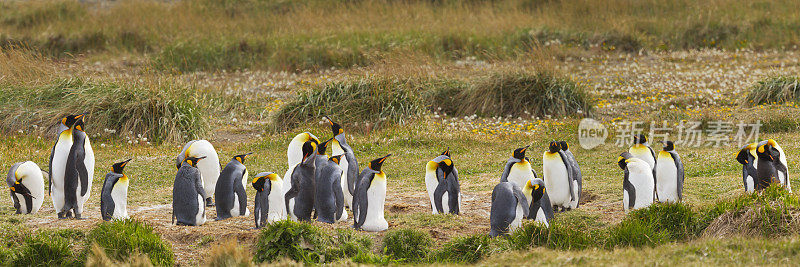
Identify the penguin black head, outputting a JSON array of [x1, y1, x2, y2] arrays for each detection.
[[184, 156, 206, 167], [756, 139, 780, 161], [660, 141, 675, 151], [74, 118, 86, 132], [61, 113, 86, 128], [617, 152, 633, 170], [234, 153, 253, 164], [559, 141, 569, 151], [324, 116, 344, 136], [370, 154, 391, 172], [252, 173, 276, 192], [513, 145, 529, 160], [318, 138, 333, 155], [112, 159, 132, 174], [633, 134, 647, 145], [526, 179, 545, 202], [548, 141, 560, 153], [301, 141, 317, 162], [330, 155, 343, 165], [441, 147, 451, 157], [10, 182, 33, 198], [438, 157, 454, 176]]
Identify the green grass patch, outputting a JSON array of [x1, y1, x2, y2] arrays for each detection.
[[429, 234, 498, 264], [252, 220, 373, 264], [381, 228, 433, 262], [85, 219, 174, 266], [742, 76, 800, 106]]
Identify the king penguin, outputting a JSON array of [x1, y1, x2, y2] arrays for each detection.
[[173, 156, 208, 226], [7, 161, 46, 214], [252, 172, 285, 228], [72, 116, 95, 219], [558, 141, 582, 209], [736, 142, 760, 193], [352, 154, 391, 232], [100, 159, 132, 221], [50, 114, 82, 219], [282, 132, 320, 218], [425, 152, 461, 215], [284, 141, 318, 221], [54, 114, 92, 219], [655, 141, 684, 202], [500, 146, 536, 188], [315, 155, 346, 224], [489, 181, 529, 237], [325, 117, 359, 210], [523, 178, 554, 227], [618, 152, 654, 212], [176, 140, 221, 207], [215, 153, 252, 220], [543, 141, 576, 212], [629, 134, 656, 196], [755, 140, 790, 191]]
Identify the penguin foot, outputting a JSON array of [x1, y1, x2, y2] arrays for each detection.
[[205, 198, 215, 207]]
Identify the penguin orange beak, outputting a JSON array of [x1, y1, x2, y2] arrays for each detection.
[[324, 115, 334, 126]]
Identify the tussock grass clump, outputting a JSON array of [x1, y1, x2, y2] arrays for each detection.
[[0, 78, 208, 143], [86, 219, 174, 266], [273, 78, 425, 130], [440, 71, 592, 118], [85, 243, 154, 267], [253, 220, 330, 264], [604, 219, 670, 249], [326, 228, 373, 260], [204, 239, 253, 267], [381, 228, 433, 262], [742, 76, 800, 106], [702, 185, 800, 237], [627, 202, 702, 240], [11, 231, 81, 267], [510, 221, 597, 250], [429, 234, 498, 264]]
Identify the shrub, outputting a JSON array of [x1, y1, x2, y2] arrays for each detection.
[[252, 220, 330, 264], [742, 76, 800, 106], [325, 228, 372, 260], [11, 232, 79, 267], [381, 228, 433, 262], [430, 234, 496, 263], [509, 220, 597, 250], [86, 219, 174, 266], [627, 202, 702, 240], [603, 219, 670, 249]]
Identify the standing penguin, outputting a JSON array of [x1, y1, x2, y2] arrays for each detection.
[[618, 152, 654, 212], [558, 141, 582, 209], [489, 182, 529, 237], [7, 161, 46, 214], [100, 159, 132, 221], [315, 155, 346, 224], [72, 117, 95, 219], [500, 146, 536, 188], [629, 134, 656, 194], [49, 114, 84, 219], [325, 117, 359, 210], [543, 141, 576, 212], [523, 178, 554, 227], [655, 141, 684, 202], [736, 142, 759, 193], [284, 141, 318, 221], [426, 154, 461, 215], [173, 156, 208, 226], [352, 154, 391, 232], [252, 172, 285, 228], [176, 140, 221, 207], [215, 153, 252, 220], [755, 140, 790, 191], [282, 132, 320, 216]]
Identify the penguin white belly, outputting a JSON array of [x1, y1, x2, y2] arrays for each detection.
[[231, 194, 241, 217], [111, 182, 129, 220], [77, 137, 95, 215], [287, 139, 305, 167], [51, 132, 73, 211], [190, 141, 220, 197], [361, 179, 388, 232], [623, 189, 630, 212], [441, 191, 450, 214], [543, 157, 570, 208], [630, 148, 655, 170], [425, 171, 439, 214], [656, 157, 679, 202], [339, 157, 353, 208], [630, 169, 655, 210], [195, 194, 206, 225], [507, 162, 533, 188], [282, 167, 296, 220], [18, 162, 45, 214], [338, 205, 349, 222], [745, 175, 755, 193], [510, 203, 524, 231], [570, 180, 579, 209], [268, 180, 286, 223], [535, 208, 549, 227]]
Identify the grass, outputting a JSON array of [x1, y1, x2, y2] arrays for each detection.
[[204, 239, 254, 267], [381, 229, 433, 262], [429, 234, 498, 264], [742, 76, 800, 106], [85, 219, 174, 266]]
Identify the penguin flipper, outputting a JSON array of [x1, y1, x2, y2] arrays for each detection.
[[48, 142, 56, 196], [10, 192, 20, 214], [448, 172, 460, 215], [499, 159, 515, 183], [511, 185, 530, 219], [234, 173, 248, 217], [333, 173, 345, 221], [344, 149, 359, 195], [623, 170, 636, 209], [672, 151, 684, 200], [433, 182, 447, 214], [76, 145, 89, 197], [558, 151, 576, 203]]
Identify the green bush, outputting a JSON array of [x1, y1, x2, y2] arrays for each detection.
[[11, 233, 80, 267], [627, 202, 702, 240], [509, 220, 597, 250], [430, 234, 496, 263], [742, 76, 800, 106], [252, 220, 331, 264], [381, 228, 433, 262], [604, 219, 670, 249], [326, 228, 372, 260], [86, 219, 174, 266]]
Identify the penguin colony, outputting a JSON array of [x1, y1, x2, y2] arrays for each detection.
[[4, 114, 791, 237]]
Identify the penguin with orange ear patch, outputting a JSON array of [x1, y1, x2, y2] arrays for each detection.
[[755, 139, 790, 191], [100, 159, 132, 221]]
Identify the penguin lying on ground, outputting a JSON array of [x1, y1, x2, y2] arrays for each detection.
[[558, 141, 582, 209], [618, 152, 654, 212], [176, 140, 221, 207], [489, 181, 529, 237], [425, 151, 461, 215], [173, 156, 208, 226], [215, 153, 251, 220], [500, 146, 535, 188], [325, 116, 359, 210], [655, 141, 684, 202], [285, 141, 318, 222], [755, 140, 790, 190], [315, 155, 346, 224], [543, 141, 576, 212], [353, 154, 391, 232], [524, 178, 554, 227], [252, 172, 285, 228], [7, 161, 46, 214], [100, 159, 132, 221]]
